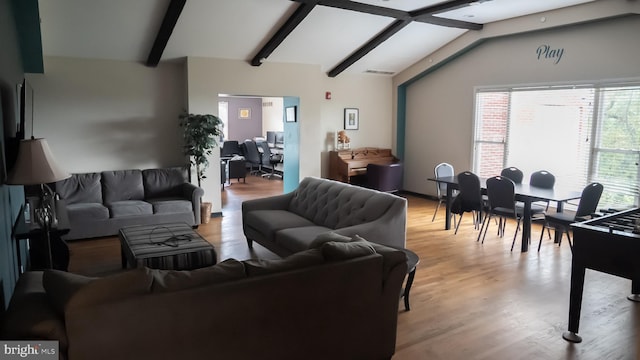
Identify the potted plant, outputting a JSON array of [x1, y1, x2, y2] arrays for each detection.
[[179, 112, 223, 223]]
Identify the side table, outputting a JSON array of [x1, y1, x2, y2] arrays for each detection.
[[399, 247, 420, 311], [12, 200, 70, 272]]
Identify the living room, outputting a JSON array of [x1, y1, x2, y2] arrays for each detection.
[[1, 0, 639, 358]]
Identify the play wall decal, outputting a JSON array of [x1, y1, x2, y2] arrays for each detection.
[[536, 44, 564, 64]]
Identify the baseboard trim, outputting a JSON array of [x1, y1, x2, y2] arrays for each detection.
[[211, 212, 223, 218]]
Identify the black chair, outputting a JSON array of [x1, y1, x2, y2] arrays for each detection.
[[432, 162, 456, 224], [221, 140, 242, 157], [479, 176, 524, 251], [243, 140, 263, 175], [537, 182, 603, 251], [259, 141, 282, 180], [227, 159, 247, 184], [366, 163, 403, 192], [529, 170, 556, 237], [451, 171, 484, 234], [500, 167, 524, 184]]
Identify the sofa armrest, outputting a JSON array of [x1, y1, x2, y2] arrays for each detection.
[[181, 183, 204, 225], [242, 192, 293, 213]]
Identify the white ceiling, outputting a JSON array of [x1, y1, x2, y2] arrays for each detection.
[[37, 0, 596, 76]]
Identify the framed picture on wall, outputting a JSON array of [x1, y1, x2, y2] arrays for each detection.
[[238, 108, 251, 119], [285, 106, 297, 122], [344, 108, 359, 130]]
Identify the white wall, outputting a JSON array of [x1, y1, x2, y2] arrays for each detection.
[[186, 57, 393, 212], [21, 56, 393, 216], [262, 96, 284, 133], [27, 57, 186, 173], [396, 7, 640, 196]]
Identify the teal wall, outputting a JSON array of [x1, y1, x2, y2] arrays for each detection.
[[0, 0, 34, 309], [282, 97, 300, 193]]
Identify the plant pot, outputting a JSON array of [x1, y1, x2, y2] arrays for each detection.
[[200, 202, 212, 224]]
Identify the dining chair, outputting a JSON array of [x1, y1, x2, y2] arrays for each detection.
[[537, 182, 603, 252], [530, 170, 556, 209], [451, 171, 484, 234], [432, 162, 455, 224], [479, 176, 524, 250], [500, 167, 524, 184]]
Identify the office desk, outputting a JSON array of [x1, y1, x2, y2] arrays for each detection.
[[428, 176, 582, 252]]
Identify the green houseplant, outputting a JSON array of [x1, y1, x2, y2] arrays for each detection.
[[179, 112, 223, 224], [179, 112, 223, 187]]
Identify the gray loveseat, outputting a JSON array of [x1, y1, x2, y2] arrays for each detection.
[[54, 166, 203, 240], [242, 176, 407, 257], [2, 237, 407, 360]]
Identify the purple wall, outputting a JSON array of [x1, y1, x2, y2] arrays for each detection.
[[227, 97, 262, 141]]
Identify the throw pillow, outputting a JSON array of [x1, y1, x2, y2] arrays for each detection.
[[308, 231, 353, 249], [244, 248, 324, 276], [321, 237, 376, 261], [151, 259, 246, 293]]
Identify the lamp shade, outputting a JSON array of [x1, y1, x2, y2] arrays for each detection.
[[6, 138, 70, 185]]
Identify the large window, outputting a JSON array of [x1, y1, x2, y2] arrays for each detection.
[[474, 84, 640, 209]]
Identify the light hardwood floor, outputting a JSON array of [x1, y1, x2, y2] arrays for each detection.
[[67, 175, 640, 360]]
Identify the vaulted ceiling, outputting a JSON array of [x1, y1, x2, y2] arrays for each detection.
[[37, 0, 596, 77]]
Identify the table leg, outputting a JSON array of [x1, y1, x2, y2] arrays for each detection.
[[403, 268, 417, 311], [521, 198, 531, 252], [563, 261, 586, 343], [554, 201, 565, 243], [445, 185, 454, 230]]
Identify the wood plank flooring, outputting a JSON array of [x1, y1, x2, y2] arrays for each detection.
[[67, 175, 640, 360]]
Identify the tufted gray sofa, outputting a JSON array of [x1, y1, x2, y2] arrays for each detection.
[[55, 166, 203, 240], [242, 176, 407, 257]]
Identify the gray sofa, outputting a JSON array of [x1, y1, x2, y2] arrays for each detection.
[[54, 166, 204, 240], [242, 176, 407, 257], [1, 237, 407, 360]]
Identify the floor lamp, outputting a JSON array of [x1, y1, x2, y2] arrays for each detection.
[[6, 137, 70, 269]]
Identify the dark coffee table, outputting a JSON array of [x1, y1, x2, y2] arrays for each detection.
[[119, 222, 217, 270]]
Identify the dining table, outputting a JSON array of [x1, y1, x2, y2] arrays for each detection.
[[428, 175, 583, 252]]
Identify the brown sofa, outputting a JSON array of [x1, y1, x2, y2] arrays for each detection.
[[1, 236, 407, 360]]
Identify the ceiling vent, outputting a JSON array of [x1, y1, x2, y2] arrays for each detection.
[[364, 69, 395, 75]]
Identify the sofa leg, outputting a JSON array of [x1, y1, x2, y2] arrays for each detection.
[[247, 238, 253, 249]]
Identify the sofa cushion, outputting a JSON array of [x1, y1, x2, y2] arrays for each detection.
[[148, 198, 193, 214], [108, 200, 153, 217], [143, 166, 189, 199], [55, 172, 103, 204], [102, 169, 145, 204], [244, 210, 316, 240], [1, 272, 68, 352], [244, 248, 324, 276], [67, 203, 110, 222], [150, 258, 246, 293], [43, 268, 153, 314], [275, 226, 334, 253]]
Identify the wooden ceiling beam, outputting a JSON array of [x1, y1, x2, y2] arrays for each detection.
[[288, 0, 483, 76], [251, 1, 318, 66], [146, 0, 186, 67], [328, 19, 411, 78]]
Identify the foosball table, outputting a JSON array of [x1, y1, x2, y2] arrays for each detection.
[[563, 208, 640, 343]]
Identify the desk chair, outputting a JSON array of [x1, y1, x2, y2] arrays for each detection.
[[451, 171, 484, 234], [537, 182, 603, 252], [259, 141, 282, 180], [479, 176, 524, 251], [432, 163, 455, 225], [243, 140, 263, 175], [221, 140, 242, 157]]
